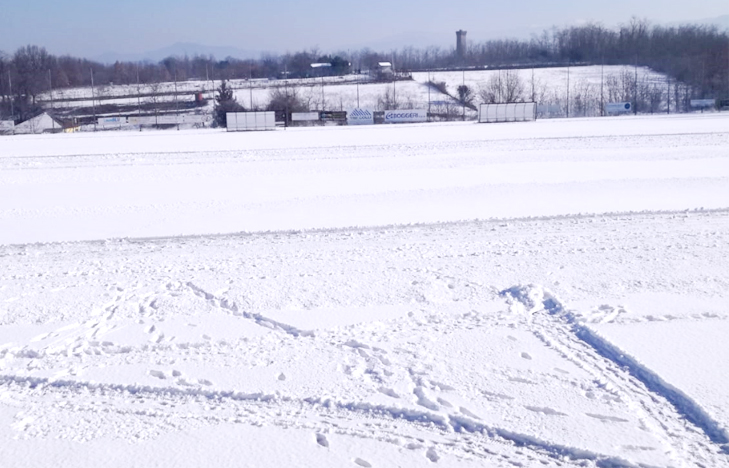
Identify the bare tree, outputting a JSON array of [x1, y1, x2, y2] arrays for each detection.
[[502, 70, 526, 102]]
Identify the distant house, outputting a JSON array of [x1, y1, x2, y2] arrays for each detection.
[[375, 62, 393, 80], [310, 63, 333, 77], [14, 112, 63, 134]]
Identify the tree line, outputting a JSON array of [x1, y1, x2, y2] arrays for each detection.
[[1, 17, 727, 121]]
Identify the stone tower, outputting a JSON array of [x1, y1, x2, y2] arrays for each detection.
[[456, 30, 467, 60]]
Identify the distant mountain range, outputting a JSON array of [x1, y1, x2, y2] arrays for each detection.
[[94, 42, 261, 64], [94, 15, 729, 64]]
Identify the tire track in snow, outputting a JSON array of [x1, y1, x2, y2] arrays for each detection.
[[501, 284, 729, 464], [185, 282, 314, 338], [0, 372, 637, 467]]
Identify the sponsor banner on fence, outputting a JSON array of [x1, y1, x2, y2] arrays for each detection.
[[605, 102, 632, 114], [0, 120, 15, 131], [384, 109, 427, 123], [156, 115, 180, 125], [129, 116, 161, 125], [128, 115, 206, 125], [181, 114, 206, 124], [347, 108, 374, 125], [292, 112, 320, 122], [690, 99, 716, 108], [320, 111, 347, 122], [97, 117, 126, 126]]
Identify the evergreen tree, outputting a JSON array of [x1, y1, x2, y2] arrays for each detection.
[[214, 80, 243, 127]]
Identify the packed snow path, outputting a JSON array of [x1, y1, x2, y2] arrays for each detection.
[[2, 211, 729, 467]]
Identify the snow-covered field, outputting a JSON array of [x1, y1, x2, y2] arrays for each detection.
[[1, 113, 728, 467], [42, 65, 667, 119]]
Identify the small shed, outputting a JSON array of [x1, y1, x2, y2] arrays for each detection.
[[14, 112, 63, 134]]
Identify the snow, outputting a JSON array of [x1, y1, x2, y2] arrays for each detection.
[[43, 65, 668, 120], [1, 112, 729, 467], [2, 114, 727, 245]]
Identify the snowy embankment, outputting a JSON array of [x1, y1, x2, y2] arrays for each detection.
[[1, 113, 729, 467]]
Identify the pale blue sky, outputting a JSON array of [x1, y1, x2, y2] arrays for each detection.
[[1, 0, 727, 58]]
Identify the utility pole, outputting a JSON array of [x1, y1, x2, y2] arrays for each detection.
[[566, 63, 570, 118], [249, 64, 254, 110], [90, 68, 97, 131], [392, 54, 396, 110], [531, 67, 535, 103], [667, 77, 670, 114], [48, 69, 54, 131], [499, 68, 503, 103], [284, 62, 289, 128], [209, 62, 215, 125], [8, 72, 14, 125], [462, 69, 465, 120], [137, 65, 142, 131], [634, 55, 638, 115], [174, 70, 179, 130], [427, 70, 431, 120], [600, 58, 604, 116]]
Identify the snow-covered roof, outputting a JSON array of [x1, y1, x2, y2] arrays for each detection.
[[310, 63, 332, 68], [378, 62, 392, 67], [14, 112, 62, 134]]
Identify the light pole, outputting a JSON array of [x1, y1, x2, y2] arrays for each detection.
[[600, 58, 604, 116], [174, 70, 179, 130], [427, 70, 431, 120], [8, 72, 14, 125], [462, 69, 465, 120], [48, 69, 54, 132], [249, 64, 254, 110], [566, 63, 570, 118], [90, 68, 97, 131], [137, 65, 142, 131]]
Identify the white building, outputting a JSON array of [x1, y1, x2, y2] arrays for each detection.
[[14, 112, 63, 134]]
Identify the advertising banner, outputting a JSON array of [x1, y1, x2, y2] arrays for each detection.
[[181, 114, 206, 124], [292, 112, 320, 122], [97, 116, 126, 126], [690, 99, 716, 108], [129, 116, 159, 125], [384, 109, 427, 123], [605, 102, 632, 114], [347, 108, 374, 125], [155, 115, 180, 125]]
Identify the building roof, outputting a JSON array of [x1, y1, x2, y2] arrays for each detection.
[[14, 112, 62, 134]]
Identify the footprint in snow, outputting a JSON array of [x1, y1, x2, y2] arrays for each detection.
[[459, 407, 481, 420], [378, 387, 400, 399], [436, 397, 452, 408], [149, 370, 166, 379], [354, 458, 372, 467], [426, 448, 439, 463], [277, 373, 287, 381], [520, 352, 532, 360], [315, 433, 329, 447], [525, 406, 567, 416], [586, 413, 629, 423]]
